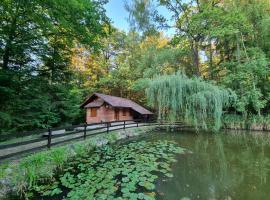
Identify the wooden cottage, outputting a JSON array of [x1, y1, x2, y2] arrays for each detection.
[[80, 93, 153, 124]]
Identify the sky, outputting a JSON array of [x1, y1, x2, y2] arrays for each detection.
[[104, 0, 175, 37], [105, 0, 129, 32]]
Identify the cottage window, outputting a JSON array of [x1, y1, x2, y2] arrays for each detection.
[[91, 108, 97, 117], [123, 109, 127, 116]]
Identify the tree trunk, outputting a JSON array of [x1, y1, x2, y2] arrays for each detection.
[[49, 35, 57, 85], [236, 33, 241, 63], [3, 41, 11, 70], [191, 41, 200, 76], [209, 39, 213, 79]]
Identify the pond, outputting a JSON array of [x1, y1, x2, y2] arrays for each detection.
[[148, 131, 270, 200], [23, 130, 270, 200]]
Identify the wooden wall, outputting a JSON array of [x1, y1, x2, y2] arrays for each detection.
[[86, 105, 133, 124]]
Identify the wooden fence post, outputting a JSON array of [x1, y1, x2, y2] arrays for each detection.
[[137, 120, 139, 127], [47, 128, 52, 149], [84, 123, 87, 139], [107, 122, 109, 134], [124, 121, 126, 129]]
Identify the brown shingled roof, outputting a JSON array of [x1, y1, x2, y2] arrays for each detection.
[[81, 93, 153, 115], [84, 98, 104, 108]]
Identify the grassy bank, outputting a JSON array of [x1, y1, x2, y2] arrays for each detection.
[[0, 126, 157, 199]]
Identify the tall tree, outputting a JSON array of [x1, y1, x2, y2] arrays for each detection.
[[0, 0, 110, 132], [159, 0, 251, 77], [125, 0, 160, 37]]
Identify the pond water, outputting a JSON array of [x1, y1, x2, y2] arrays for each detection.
[[10, 130, 270, 200], [146, 131, 270, 200]]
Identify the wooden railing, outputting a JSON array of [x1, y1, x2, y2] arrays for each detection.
[[0, 120, 185, 161]]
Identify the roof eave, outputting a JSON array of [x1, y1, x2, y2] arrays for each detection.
[[80, 93, 114, 109]]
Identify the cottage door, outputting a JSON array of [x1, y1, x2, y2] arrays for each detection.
[[115, 108, 119, 121]]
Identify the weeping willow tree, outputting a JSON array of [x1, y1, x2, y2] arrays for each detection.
[[146, 72, 236, 131]]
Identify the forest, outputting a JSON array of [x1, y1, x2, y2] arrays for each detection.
[[1, 0, 270, 133]]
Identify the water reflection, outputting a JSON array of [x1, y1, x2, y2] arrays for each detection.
[[147, 131, 270, 200]]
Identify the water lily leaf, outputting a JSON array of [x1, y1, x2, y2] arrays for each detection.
[[165, 173, 174, 178], [31, 140, 185, 199]]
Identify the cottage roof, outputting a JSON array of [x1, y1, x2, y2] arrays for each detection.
[[81, 93, 153, 115], [84, 98, 104, 108]]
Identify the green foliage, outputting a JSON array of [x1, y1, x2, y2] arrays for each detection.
[[0, 69, 85, 132], [1, 0, 270, 132], [222, 114, 270, 130], [0, 0, 109, 133], [29, 140, 185, 200], [125, 0, 159, 36], [137, 42, 188, 78], [146, 72, 236, 131], [221, 48, 270, 116]]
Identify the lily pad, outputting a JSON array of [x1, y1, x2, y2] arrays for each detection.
[[29, 140, 185, 200]]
